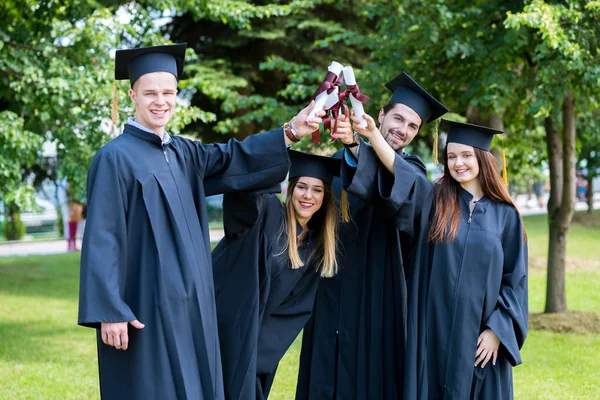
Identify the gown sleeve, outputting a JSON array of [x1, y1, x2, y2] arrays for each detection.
[[212, 192, 283, 400], [339, 139, 380, 203], [183, 128, 290, 196], [485, 209, 529, 366], [374, 153, 432, 236], [221, 185, 282, 239], [78, 152, 137, 328]]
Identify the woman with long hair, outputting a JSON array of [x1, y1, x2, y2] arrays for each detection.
[[351, 116, 528, 399], [399, 120, 529, 400], [212, 150, 341, 400]]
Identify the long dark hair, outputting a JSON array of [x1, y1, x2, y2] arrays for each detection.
[[428, 145, 523, 243]]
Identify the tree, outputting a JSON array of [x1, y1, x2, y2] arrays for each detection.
[[0, 1, 208, 209], [506, 0, 600, 313], [157, 0, 374, 150]]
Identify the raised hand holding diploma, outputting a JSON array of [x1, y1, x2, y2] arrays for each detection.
[[342, 66, 370, 128], [351, 111, 396, 175], [294, 101, 326, 137], [283, 101, 327, 146]]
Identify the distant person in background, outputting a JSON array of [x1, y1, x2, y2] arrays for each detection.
[[576, 173, 587, 203], [79, 201, 87, 239], [68, 199, 83, 251], [531, 179, 546, 209]]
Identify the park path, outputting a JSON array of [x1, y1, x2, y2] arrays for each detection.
[[1, 193, 598, 258], [0, 229, 225, 257]]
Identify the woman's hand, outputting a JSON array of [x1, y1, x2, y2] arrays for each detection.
[[291, 100, 326, 138], [475, 329, 500, 368]]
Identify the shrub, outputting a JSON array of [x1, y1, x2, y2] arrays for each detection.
[[3, 212, 26, 241]]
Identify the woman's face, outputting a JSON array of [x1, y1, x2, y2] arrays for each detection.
[[292, 177, 325, 225], [447, 142, 480, 185]]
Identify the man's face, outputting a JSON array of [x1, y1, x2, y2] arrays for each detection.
[[129, 72, 178, 133], [377, 103, 422, 151]]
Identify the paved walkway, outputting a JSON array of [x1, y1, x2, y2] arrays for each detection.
[[0, 229, 225, 258], [514, 192, 599, 216], [1, 193, 598, 258]]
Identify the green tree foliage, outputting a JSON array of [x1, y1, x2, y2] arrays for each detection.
[[155, 0, 374, 151], [0, 1, 211, 205]]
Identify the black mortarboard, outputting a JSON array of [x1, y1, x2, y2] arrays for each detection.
[[288, 150, 341, 186], [442, 119, 504, 152], [385, 72, 449, 124], [114, 43, 187, 86]]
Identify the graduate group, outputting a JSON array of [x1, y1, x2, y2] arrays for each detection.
[[78, 43, 528, 400]]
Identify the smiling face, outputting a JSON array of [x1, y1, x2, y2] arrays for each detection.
[[447, 142, 480, 186], [129, 71, 178, 136], [378, 103, 423, 150], [291, 176, 325, 226]]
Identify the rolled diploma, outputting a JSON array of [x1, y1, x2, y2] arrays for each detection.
[[307, 61, 344, 121], [323, 87, 340, 111], [342, 66, 367, 128]]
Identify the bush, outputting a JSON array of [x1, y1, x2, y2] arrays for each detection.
[[3, 213, 26, 241]]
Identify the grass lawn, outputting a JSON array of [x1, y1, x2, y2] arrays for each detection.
[[1, 211, 599, 399]]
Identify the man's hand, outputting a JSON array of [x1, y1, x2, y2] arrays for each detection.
[[351, 112, 380, 142], [335, 113, 355, 145], [474, 329, 500, 368], [290, 101, 326, 138], [101, 320, 145, 351]]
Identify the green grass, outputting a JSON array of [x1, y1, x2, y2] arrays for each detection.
[[0, 211, 599, 399], [0, 253, 97, 399], [514, 330, 600, 399]]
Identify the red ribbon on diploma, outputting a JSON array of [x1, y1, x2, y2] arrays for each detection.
[[341, 84, 370, 105], [308, 70, 370, 144], [309, 72, 343, 144]]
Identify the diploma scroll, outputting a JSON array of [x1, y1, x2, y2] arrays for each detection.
[[342, 66, 368, 128], [324, 87, 341, 111], [307, 61, 344, 122]]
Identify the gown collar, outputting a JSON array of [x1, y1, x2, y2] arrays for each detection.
[[295, 217, 320, 247], [459, 186, 489, 211], [459, 186, 475, 203], [123, 123, 170, 147]]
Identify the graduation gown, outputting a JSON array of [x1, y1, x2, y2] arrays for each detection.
[[78, 123, 290, 400], [404, 186, 528, 400], [297, 143, 431, 400], [212, 192, 322, 400]]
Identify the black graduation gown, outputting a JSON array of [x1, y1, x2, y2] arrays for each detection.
[[212, 192, 322, 400], [297, 142, 431, 400], [78, 123, 290, 400], [404, 187, 528, 400]]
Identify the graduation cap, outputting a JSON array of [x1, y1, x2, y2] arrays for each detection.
[[441, 119, 508, 185], [289, 150, 340, 186], [111, 43, 187, 125], [385, 72, 449, 124], [288, 150, 351, 222], [115, 43, 186, 85], [442, 119, 503, 151]]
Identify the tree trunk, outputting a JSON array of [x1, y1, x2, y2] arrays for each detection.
[[545, 92, 576, 313], [588, 177, 594, 214]]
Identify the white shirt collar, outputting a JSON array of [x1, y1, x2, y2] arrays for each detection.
[[128, 117, 171, 145]]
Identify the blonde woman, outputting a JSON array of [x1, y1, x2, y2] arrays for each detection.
[[212, 150, 341, 400]]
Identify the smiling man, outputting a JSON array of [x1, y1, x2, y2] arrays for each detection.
[[297, 72, 449, 400], [78, 43, 322, 400]]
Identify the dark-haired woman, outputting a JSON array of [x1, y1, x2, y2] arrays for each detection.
[[352, 116, 528, 400], [212, 150, 341, 400]]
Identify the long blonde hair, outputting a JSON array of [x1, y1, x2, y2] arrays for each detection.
[[280, 178, 339, 277]]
